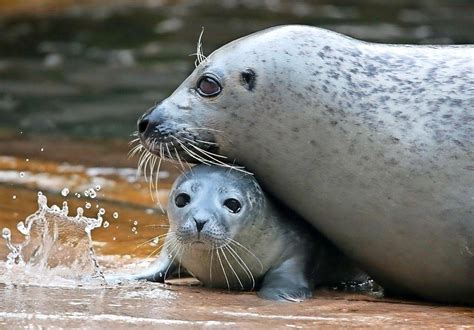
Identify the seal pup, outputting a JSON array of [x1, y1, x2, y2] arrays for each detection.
[[113, 164, 367, 301], [135, 25, 474, 303]]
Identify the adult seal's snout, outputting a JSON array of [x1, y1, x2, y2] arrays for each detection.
[[137, 25, 474, 303]]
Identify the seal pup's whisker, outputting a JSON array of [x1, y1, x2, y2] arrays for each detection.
[[143, 224, 170, 228], [224, 244, 256, 291], [221, 245, 244, 290], [145, 234, 177, 259], [228, 238, 264, 272], [216, 248, 230, 291], [209, 246, 214, 284], [134, 232, 173, 251], [164, 239, 182, 279]]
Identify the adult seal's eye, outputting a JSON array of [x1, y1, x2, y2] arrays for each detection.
[[223, 198, 241, 213], [175, 193, 191, 208], [196, 75, 221, 97]]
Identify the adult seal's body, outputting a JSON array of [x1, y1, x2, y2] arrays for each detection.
[[111, 165, 367, 301], [137, 26, 474, 303]]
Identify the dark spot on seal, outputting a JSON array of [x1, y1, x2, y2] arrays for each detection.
[[241, 69, 257, 91]]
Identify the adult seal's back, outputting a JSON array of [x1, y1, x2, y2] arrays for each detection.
[[136, 25, 474, 303]]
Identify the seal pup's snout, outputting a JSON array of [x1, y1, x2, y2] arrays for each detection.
[[193, 216, 208, 232]]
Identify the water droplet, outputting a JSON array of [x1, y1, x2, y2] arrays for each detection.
[[19, 172, 25, 178], [2, 227, 11, 239], [133, 220, 138, 226], [75, 193, 81, 198], [89, 189, 97, 199], [76, 207, 84, 217], [95, 185, 101, 191], [99, 208, 105, 215], [26, 158, 30, 162], [167, 254, 172, 259], [17, 222, 28, 235], [150, 237, 159, 246], [12, 195, 16, 200], [112, 212, 119, 219], [131, 226, 136, 232], [112, 237, 116, 241], [40, 148, 44, 152], [85, 202, 91, 209], [61, 188, 69, 197], [38, 191, 43, 196], [103, 221, 109, 228], [84, 190, 89, 197]]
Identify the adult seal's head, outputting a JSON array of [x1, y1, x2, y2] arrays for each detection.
[[136, 25, 474, 303]]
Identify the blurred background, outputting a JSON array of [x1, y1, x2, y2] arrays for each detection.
[[0, 0, 473, 258], [0, 0, 473, 141]]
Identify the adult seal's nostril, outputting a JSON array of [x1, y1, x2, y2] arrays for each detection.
[[138, 118, 149, 134], [194, 218, 208, 232]]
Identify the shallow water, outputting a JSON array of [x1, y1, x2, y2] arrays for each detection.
[[0, 139, 473, 327]]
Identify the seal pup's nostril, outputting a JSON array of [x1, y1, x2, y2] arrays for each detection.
[[194, 218, 208, 232], [138, 118, 149, 134]]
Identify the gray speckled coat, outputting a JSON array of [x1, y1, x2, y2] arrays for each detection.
[[139, 25, 473, 303]]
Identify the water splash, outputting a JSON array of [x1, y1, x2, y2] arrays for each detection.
[[1, 193, 105, 286]]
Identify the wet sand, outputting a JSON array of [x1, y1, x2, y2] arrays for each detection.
[[0, 136, 472, 328]]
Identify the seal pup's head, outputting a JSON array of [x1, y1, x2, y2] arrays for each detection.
[[167, 164, 264, 250]]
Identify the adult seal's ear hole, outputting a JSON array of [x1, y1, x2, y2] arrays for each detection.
[[241, 69, 256, 91]]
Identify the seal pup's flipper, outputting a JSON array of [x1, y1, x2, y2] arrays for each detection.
[[257, 257, 313, 302], [105, 243, 179, 284]]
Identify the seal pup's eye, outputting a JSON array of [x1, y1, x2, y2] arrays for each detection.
[[175, 193, 191, 208], [196, 75, 221, 97], [241, 69, 256, 91], [223, 198, 241, 213]]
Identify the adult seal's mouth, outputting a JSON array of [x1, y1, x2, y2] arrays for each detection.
[[136, 108, 221, 165]]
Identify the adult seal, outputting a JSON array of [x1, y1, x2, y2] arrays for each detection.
[[137, 25, 474, 303], [110, 165, 368, 301]]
